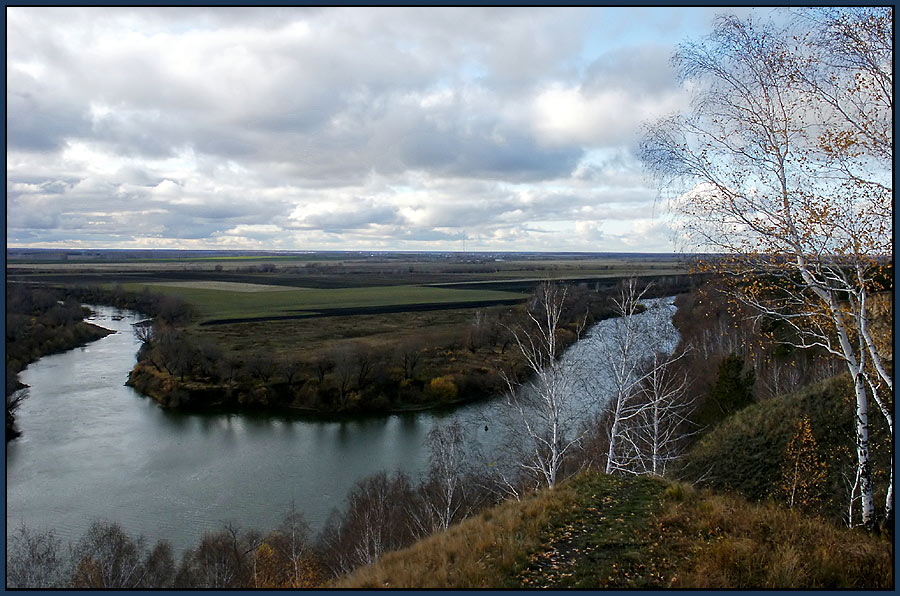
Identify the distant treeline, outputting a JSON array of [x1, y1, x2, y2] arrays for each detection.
[[66, 285, 193, 324]]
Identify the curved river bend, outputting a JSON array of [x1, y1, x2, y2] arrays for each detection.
[[7, 299, 677, 553]]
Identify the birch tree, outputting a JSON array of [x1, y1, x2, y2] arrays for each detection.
[[175, 523, 257, 588], [318, 472, 415, 576], [502, 282, 585, 490], [641, 8, 892, 527], [624, 348, 694, 476], [262, 504, 318, 588], [598, 280, 692, 476], [70, 521, 173, 589], [7, 525, 66, 588], [598, 279, 653, 474], [409, 421, 481, 536]]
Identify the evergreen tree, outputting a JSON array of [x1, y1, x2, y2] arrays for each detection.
[[698, 353, 755, 426]]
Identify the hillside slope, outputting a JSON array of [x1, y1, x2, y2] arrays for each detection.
[[336, 471, 891, 589], [679, 374, 892, 526]]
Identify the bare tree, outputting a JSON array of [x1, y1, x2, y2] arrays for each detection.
[[248, 354, 278, 384], [331, 347, 356, 404], [409, 420, 481, 536], [585, 287, 696, 477], [280, 357, 304, 386], [596, 279, 655, 475], [501, 282, 586, 490], [328, 344, 374, 404], [354, 349, 374, 392], [6, 388, 28, 441], [273, 504, 314, 586], [175, 523, 257, 588], [464, 310, 488, 353], [132, 320, 154, 346], [313, 355, 334, 385], [397, 341, 424, 380], [69, 521, 172, 589], [195, 338, 224, 381], [147, 326, 195, 381], [318, 472, 415, 577], [613, 348, 695, 477], [251, 503, 318, 588], [6, 524, 66, 588], [641, 8, 892, 527], [141, 541, 175, 589]]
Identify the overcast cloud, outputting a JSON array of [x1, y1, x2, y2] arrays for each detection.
[[7, 7, 746, 252]]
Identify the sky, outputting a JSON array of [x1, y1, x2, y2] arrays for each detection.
[[7, 6, 758, 253]]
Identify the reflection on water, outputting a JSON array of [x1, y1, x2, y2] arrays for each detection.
[[6, 299, 677, 554]]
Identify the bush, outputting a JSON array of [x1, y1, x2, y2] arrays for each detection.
[[426, 376, 458, 402]]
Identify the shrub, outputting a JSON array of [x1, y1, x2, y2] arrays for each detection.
[[426, 376, 458, 402]]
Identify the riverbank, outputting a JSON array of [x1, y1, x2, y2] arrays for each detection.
[[122, 288, 597, 416], [125, 360, 506, 417], [6, 285, 121, 440], [6, 321, 115, 440]]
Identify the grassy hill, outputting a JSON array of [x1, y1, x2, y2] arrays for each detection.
[[335, 471, 891, 589], [679, 374, 892, 526], [333, 374, 893, 589]]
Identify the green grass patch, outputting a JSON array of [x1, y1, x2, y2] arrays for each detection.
[[518, 474, 670, 588], [149, 280, 306, 293], [119, 283, 526, 322]]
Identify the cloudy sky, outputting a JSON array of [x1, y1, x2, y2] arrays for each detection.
[[7, 6, 756, 252]]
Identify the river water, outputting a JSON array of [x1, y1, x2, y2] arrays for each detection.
[[6, 298, 677, 553]]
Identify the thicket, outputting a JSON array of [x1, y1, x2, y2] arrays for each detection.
[[670, 278, 842, 430], [67, 284, 193, 325], [670, 277, 893, 529]]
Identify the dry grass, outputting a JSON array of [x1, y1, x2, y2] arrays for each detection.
[[679, 374, 892, 526], [335, 483, 579, 588], [653, 488, 893, 589], [194, 309, 473, 357], [334, 471, 893, 590]]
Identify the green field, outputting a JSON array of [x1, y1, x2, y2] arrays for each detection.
[[121, 281, 527, 322]]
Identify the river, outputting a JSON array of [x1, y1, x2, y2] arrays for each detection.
[[6, 298, 677, 553]]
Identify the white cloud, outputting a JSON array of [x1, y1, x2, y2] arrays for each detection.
[[532, 84, 687, 148], [4, 6, 734, 252]]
